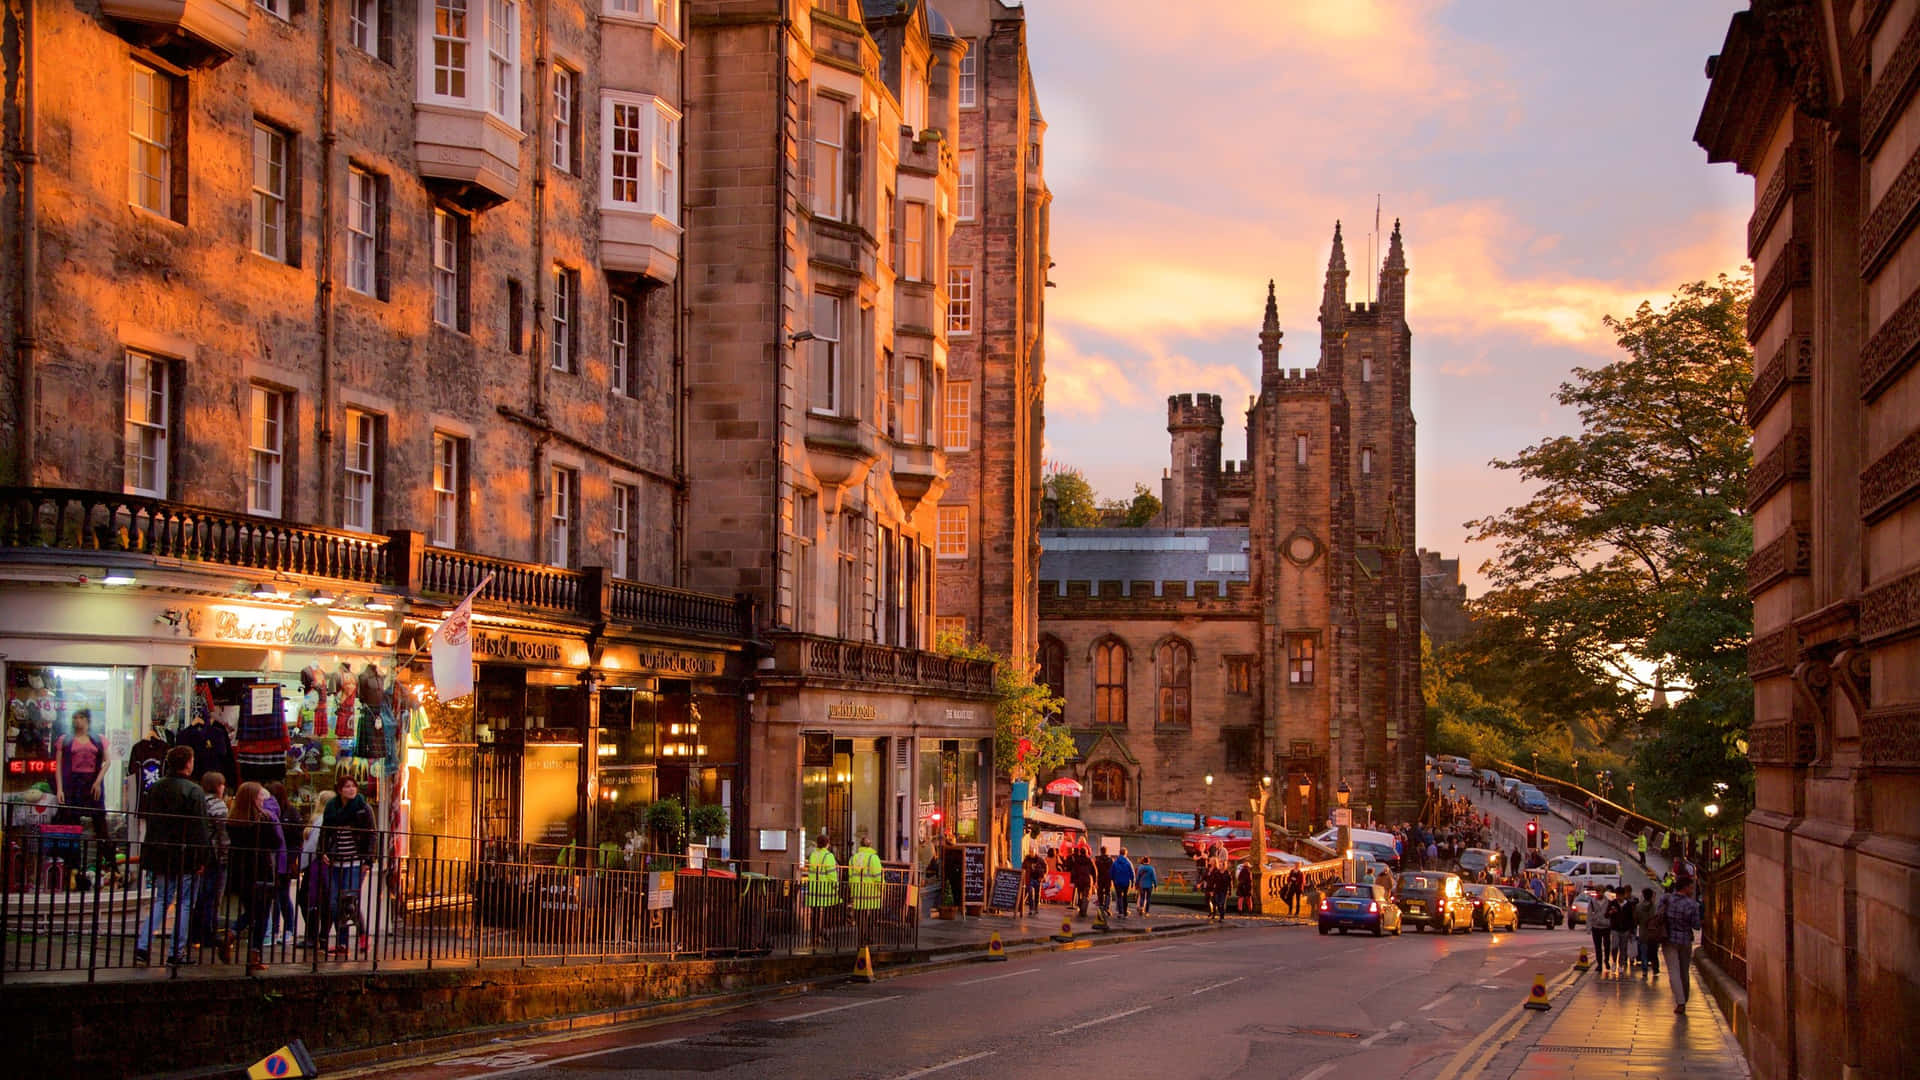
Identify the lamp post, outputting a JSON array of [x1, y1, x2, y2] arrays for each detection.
[[1251, 776, 1272, 913], [1704, 801, 1720, 872], [1570, 758, 1579, 784], [1626, 781, 1636, 809], [1336, 780, 1352, 882], [1531, 751, 1539, 778]]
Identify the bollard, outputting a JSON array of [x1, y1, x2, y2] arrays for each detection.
[[1574, 946, 1591, 972], [853, 946, 876, 983], [985, 931, 1007, 961], [1523, 974, 1552, 1011], [1053, 918, 1075, 943]]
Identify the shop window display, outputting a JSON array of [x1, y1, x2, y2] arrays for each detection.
[[5, 666, 140, 837]]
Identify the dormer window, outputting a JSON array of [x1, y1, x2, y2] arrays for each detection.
[[421, 0, 520, 130]]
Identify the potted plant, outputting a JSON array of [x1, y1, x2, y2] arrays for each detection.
[[688, 802, 729, 849], [645, 796, 686, 854]]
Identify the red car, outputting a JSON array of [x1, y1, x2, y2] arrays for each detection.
[[1182, 825, 1254, 857]]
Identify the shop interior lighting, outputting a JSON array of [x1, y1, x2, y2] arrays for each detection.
[[250, 581, 283, 599], [363, 596, 395, 612], [100, 570, 137, 586], [307, 588, 338, 606]]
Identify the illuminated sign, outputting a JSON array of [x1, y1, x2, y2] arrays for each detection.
[[202, 607, 376, 650], [827, 702, 877, 721], [7, 759, 55, 776], [472, 631, 570, 666]]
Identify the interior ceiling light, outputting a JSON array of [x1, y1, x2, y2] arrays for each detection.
[[308, 589, 337, 607], [364, 597, 395, 612], [250, 581, 281, 599]]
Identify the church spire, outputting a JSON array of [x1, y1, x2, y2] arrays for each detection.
[[1320, 221, 1349, 331], [1380, 218, 1407, 314], [1259, 279, 1283, 385]]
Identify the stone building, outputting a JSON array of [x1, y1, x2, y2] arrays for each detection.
[[0, 0, 756, 854], [1419, 549, 1471, 647], [1695, 4, 1920, 1077], [1037, 228, 1429, 830], [682, 0, 997, 870], [926, 0, 1049, 660]]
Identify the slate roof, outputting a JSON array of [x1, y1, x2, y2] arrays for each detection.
[[1039, 527, 1250, 586]]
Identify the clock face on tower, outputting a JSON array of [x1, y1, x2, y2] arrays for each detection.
[[1282, 528, 1323, 567]]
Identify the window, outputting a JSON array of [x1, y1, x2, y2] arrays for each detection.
[[903, 65, 926, 133], [1226, 656, 1254, 695], [603, 0, 676, 33], [1156, 638, 1192, 727], [425, 0, 517, 127], [431, 207, 469, 330], [346, 166, 383, 297], [810, 292, 842, 414], [550, 265, 578, 372], [547, 466, 576, 567], [1360, 446, 1374, 475], [431, 432, 465, 547], [248, 386, 288, 517], [507, 278, 524, 353], [900, 357, 923, 443], [349, 0, 382, 56], [1295, 433, 1309, 466], [957, 151, 976, 221], [124, 352, 170, 498], [1094, 639, 1127, 726], [1288, 636, 1316, 686], [430, 0, 470, 99], [812, 94, 846, 220], [933, 615, 966, 646], [486, 0, 517, 120], [610, 293, 633, 395], [947, 268, 974, 334], [342, 410, 378, 532], [943, 380, 970, 451], [611, 483, 636, 578], [1038, 636, 1066, 701], [1361, 354, 1373, 383], [1089, 762, 1127, 805], [552, 65, 578, 175], [256, 0, 288, 18], [902, 201, 928, 281], [601, 93, 680, 222], [937, 505, 968, 559], [958, 43, 977, 108], [251, 123, 290, 262], [129, 62, 181, 220], [837, 514, 863, 640], [794, 491, 818, 631]]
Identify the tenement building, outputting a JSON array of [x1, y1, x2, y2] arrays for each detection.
[[683, 0, 998, 870], [1696, 4, 1920, 1077], [0, 0, 757, 856], [927, 0, 1049, 660], [1037, 226, 1428, 831]]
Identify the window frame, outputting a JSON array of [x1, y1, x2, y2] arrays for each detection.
[[251, 122, 291, 263], [1089, 762, 1127, 805], [811, 92, 848, 221], [936, 504, 968, 559], [431, 205, 470, 331], [1093, 639, 1127, 727], [550, 264, 579, 373], [342, 409, 379, 533], [348, 0, 384, 58], [611, 482, 637, 579], [600, 91, 680, 224], [902, 200, 928, 281], [943, 379, 971, 451], [547, 465, 576, 568], [421, 0, 519, 129], [809, 291, 843, 415], [552, 64, 579, 176], [1226, 655, 1255, 696], [899, 355, 924, 444], [947, 268, 974, 335], [1295, 432, 1309, 466], [247, 385, 289, 518], [1361, 354, 1373, 383], [255, 0, 290, 19], [1288, 635, 1317, 687], [123, 351, 172, 499], [1037, 635, 1066, 701], [129, 61, 184, 222], [1155, 638, 1193, 728], [610, 292, 632, 395], [345, 165, 385, 298], [957, 150, 976, 222], [1360, 446, 1374, 475], [958, 42, 977, 108], [431, 432, 466, 548]]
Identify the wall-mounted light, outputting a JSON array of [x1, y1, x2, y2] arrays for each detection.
[[101, 570, 137, 586], [249, 581, 282, 599], [307, 589, 337, 607], [364, 597, 395, 612]]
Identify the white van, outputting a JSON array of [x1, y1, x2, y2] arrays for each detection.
[[1546, 856, 1623, 891], [1436, 754, 1472, 775], [1312, 826, 1401, 867]]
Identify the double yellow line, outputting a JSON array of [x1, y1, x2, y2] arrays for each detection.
[[1432, 967, 1585, 1080]]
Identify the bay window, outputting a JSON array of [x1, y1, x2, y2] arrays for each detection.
[[421, 0, 519, 128], [601, 91, 680, 223]]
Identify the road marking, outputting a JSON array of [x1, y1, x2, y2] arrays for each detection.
[[1298, 1065, 1336, 1080], [1067, 953, 1118, 966], [442, 1038, 683, 1078], [1048, 1005, 1151, 1035], [1496, 959, 1529, 975], [1358, 1020, 1406, 1047], [1190, 977, 1245, 996], [1418, 994, 1450, 1012], [959, 969, 1035, 986], [1140, 945, 1181, 953], [888, 1051, 995, 1079], [773, 995, 902, 1023]]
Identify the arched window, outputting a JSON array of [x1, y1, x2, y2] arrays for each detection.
[[1156, 638, 1192, 727], [1089, 762, 1128, 804], [1037, 635, 1067, 703], [1093, 638, 1127, 726]]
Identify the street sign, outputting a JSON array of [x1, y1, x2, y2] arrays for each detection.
[[1333, 809, 1353, 827]]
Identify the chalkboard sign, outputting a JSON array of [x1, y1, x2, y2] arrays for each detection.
[[961, 844, 988, 906], [988, 867, 1023, 913]]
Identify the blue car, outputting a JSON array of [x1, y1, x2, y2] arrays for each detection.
[[1317, 883, 1402, 937], [1517, 787, 1551, 813]]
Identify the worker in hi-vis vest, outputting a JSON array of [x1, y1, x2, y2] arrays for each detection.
[[806, 832, 841, 941], [848, 829, 885, 944], [1635, 831, 1650, 866]]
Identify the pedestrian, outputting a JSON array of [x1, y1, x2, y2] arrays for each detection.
[[1111, 848, 1135, 917], [1234, 860, 1254, 913], [1284, 864, 1304, 916], [267, 781, 300, 946], [1094, 847, 1114, 916], [847, 829, 883, 945], [226, 782, 283, 974], [1610, 887, 1636, 975], [1136, 857, 1157, 916], [193, 771, 231, 960], [1020, 847, 1046, 916], [297, 790, 335, 951], [134, 746, 208, 967], [1655, 876, 1702, 1013], [1203, 859, 1230, 922], [804, 832, 840, 943], [1587, 886, 1612, 972], [1068, 845, 1095, 917], [321, 775, 374, 959], [1634, 885, 1661, 976], [1574, 827, 1586, 856], [1635, 830, 1649, 867]]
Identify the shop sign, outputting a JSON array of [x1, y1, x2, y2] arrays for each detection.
[[472, 630, 571, 666], [827, 702, 877, 722], [204, 607, 375, 650], [1141, 810, 1196, 829], [628, 647, 724, 677], [944, 708, 977, 722]]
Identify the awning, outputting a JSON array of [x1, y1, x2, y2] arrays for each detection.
[[1025, 806, 1085, 831]]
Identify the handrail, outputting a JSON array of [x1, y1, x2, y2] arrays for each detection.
[[769, 632, 996, 695], [418, 548, 583, 615]]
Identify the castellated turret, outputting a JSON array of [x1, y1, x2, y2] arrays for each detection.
[[1166, 393, 1224, 528]]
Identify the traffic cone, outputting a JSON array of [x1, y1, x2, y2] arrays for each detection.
[[1523, 973, 1552, 1012], [985, 931, 1007, 961], [1053, 918, 1074, 943], [853, 946, 875, 983], [1574, 947, 1591, 972], [246, 1040, 318, 1079]]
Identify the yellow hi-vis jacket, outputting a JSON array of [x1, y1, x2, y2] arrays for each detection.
[[848, 845, 884, 910], [1636, 834, 1649, 854], [806, 846, 841, 907]]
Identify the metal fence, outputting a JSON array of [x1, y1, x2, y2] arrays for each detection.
[[1699, 854, 1747, 984], [1, 810, 916, 982]]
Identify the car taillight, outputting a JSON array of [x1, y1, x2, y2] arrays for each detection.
[[1368, 901, 1379, 914]]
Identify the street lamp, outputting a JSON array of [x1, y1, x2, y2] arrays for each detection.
[[1627, 781, 1636, 809], [1570, 758, 1579, 783], [1531, 751, 1539, 777], [1703, 802, 1720, 872], [1336, 779, 1353, 881], [1204, 773, 1214, 824], [1291, 775, 1311, 834]]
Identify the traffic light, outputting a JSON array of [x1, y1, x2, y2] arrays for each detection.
[[1526, 819, 1539, 849]]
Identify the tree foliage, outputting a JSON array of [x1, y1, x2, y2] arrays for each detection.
[[1102, 483, 1163, 527], [1045, 466, 1103, 528], [935, 632, 1073, 782]]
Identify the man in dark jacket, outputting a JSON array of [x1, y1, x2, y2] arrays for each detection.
[[1093, 849, 1114, 915], [1067, 846, 1095, 916], [135, 746, 209, 965], [1020, 850, 1047, 916]]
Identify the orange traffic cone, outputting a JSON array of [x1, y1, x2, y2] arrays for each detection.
[[1574, 947, 1591, 972], [1523, 973, 1552, 1011], [985, 931, 1007, 961], [1053, 918, 1075, 943], [853, 946, 875, 983]]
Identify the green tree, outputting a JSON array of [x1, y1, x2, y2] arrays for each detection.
[[935, 632, 1073, 782], [1045, 465, 1102, 528], [1115, 483, 1163, 527]]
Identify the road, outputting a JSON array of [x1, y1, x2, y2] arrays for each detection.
[[345, 920, 1591, 1080]]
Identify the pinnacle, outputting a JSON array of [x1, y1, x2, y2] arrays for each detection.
[[1385, 217, 1406, 271], [1326, 221, 1348, 275]]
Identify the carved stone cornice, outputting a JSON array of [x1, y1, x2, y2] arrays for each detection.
[[1864, 4, 1920, 155], [1748, 720, 1818, 766], [1863, 145, 1920, 278], [1767, 2, 1832, 121], [1860, 567, 1920, 642], [1748, 625, 1798, 678], [1747, 333, 1812, 424], [1747, 428, 1811, 510], [1861, 706, 1920, 768], [1862, 427, 1920, 522], [1750, 240, 1810, 338], [1860, 284, 1920, 400], [1793, 599, 1859, 650], [1750, 146, 1812, 259], [1747, 523, 1812, 596]]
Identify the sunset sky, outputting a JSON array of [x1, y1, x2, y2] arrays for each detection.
[[1022, 0, 1750, 591]]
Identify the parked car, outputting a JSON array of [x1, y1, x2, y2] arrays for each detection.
[[1435, 754, 1472, 776], [1394, 872, 1471, 933], [1496, 883, 1565, 929], [1310, 826, 1401, 869], [1499, 777, 1522, 798], [1456, 847, 1503, 880], [1463, 883, 1519, 932], [1318, 882, 1402, 937], [1517, 787, 1552, 813], [1567, 888, 1608, 928], [1181, 824, 1253, 857], [1546, 856, 1624, 892]]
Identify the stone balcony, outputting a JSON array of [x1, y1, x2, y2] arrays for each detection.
[[601, 207, 680, 283], [763, 632, 995, 698], [888, 439, 946, 513], [99, 0, 249, 68], [414, 104, 524, 211], [803, 411, 881, 493]]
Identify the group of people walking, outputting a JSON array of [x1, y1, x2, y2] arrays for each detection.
[[135, 745, 376, 970], [1017, 844, 1159, 919], [1583, 873, 1703, 1012]]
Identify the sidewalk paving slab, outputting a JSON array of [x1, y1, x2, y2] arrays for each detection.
[[1496, 967, 1749, 1079]]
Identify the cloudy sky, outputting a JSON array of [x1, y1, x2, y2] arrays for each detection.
[[1021, 0, 1751, 591]]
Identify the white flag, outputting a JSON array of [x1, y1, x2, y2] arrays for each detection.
[[430, 574, 492, 701]]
